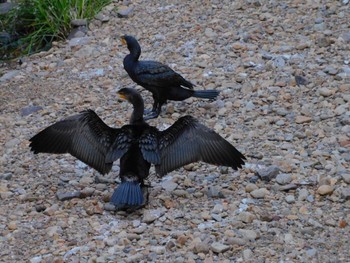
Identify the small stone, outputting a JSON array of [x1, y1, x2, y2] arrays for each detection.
[[210, 242, 230, 253], [243, 249, 253, 260], [127, 233, 141, 241], [250, 188, 269, 199], [341, 173, 350, 184], [205, 28, 217, 38], [238, 212, 255, 223], [238, 229, 257, 241], [256, 165, 280, 181], [56, 191, 81, 201], [285, 195, 295, 204], [245, 183, 258, 193], [319, 87, 333, 97], [341, 188, 350, 200], [295, 116, 312, 124], [194, 241, 210, 254], [30, 256, 43, 263], [21, 105, 43, 116], [44, 204, 59, 216], [317, 185, 334, 196], [227, 237, 247, 246], [71, 19, 87, 27], [161, 180, 178, 192], [298, 189, 309, 201], [207, 186, 224, 198], [118, 6, 134, 17], [0, 173, 12, 180], [0, 70, 20, 82], [80, 187, 95, 197], [142, 209, 165, 224], [5, 138, 20, 148], [295, 75, 308, 86], [8, 221, 17, 230], [212, 203, 224, 214], [284, 233, 294, 244], [306, 248, 318, 258], [95, 13, 109, 22], [103, 203, 116, 211], [150, 246, 166, 254], [276, 173, 292, 185]]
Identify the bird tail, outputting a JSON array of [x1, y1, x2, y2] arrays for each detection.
[[192, 89, 220, 99], [110, 181, 144, 209]]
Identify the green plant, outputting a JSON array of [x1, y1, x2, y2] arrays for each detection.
[[0, 0, 111, 60]]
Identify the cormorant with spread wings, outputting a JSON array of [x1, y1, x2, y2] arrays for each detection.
[[29, 88, 245, 210]]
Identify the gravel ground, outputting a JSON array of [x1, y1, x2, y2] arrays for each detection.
[[1, 0, 350, 262]]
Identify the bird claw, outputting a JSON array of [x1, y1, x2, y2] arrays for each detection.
[[144, 111, 160, 120], [143, 108, 153, 115]]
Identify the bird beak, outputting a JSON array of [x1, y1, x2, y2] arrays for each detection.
[[121, 36, 127, 46], [117, 93, 127, 101]]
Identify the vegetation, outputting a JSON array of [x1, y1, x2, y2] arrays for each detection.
[[0, 0, 111, 60]]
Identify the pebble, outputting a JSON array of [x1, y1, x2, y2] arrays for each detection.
[[285, 195, 295, 204], [250, 188, 269, 199], [118, 6, 134, 17], [341, 173, 350, 184], [8, 221, 17, 230], [317, 185, 334, 196], [341, 188, 350, 200], [295, 116, 312, 124], [238, 211, 255, 223], [210, 242, 230, 253], [245, 183, 258, 193], [161, 180, 178, 192], [21, 105, 43, 116], [71, 19, 87, 26], [319, 87, 333, 97], [298, 189, 309, 201], [276, 173, 292, 185], [243, 249, 253, 260], [142, 209, 165, 224], [256, 165, 280, 182], [56, 191, 81, 201], [238, 229, 258, 241]]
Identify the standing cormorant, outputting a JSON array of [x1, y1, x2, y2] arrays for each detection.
[[121, 35, 220, 120]]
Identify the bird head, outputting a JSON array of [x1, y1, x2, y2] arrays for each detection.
[[117, 88, 141, 104], [120, 35, 140, 52]]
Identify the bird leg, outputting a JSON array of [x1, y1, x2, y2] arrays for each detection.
[[144, 101, 162, 120]]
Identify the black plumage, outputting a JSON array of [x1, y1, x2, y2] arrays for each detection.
[[29, 88, 245, 210], [121, 35, 220, 120]]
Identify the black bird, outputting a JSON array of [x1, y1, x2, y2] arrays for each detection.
[[121, 35, 220, 120], [29, 88, 245, 210]]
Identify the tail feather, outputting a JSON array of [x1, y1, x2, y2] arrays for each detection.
[[192, 89, 220, 99], [110, 181, 144, 208]]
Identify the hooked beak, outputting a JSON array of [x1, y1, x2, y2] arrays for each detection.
[[117, 92, 127, 102], [121, 36, 127, 46]]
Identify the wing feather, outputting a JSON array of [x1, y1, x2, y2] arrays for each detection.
[[138, 127, 160, 164], [135, 61, 193, 89], [156, 116, 246, 176], [29, 110, 123, 175]]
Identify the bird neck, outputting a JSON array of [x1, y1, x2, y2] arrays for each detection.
[[130, 95, 145, 124], [128, 41, 141, 61]]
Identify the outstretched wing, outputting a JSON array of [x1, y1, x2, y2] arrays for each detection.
[[29, 110, 126, 175], [156, 116, 246, 176], [135, 60, 193, 89]]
